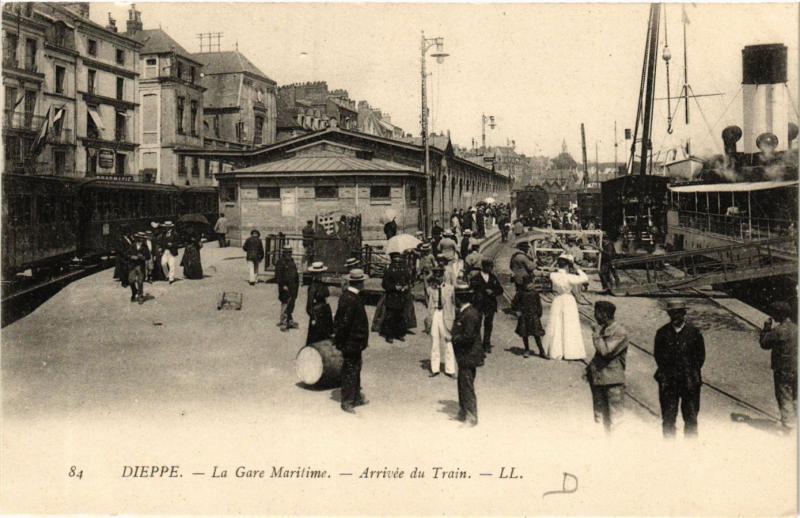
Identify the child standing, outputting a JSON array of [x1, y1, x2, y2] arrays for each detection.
[[513, 275, 545, 358]]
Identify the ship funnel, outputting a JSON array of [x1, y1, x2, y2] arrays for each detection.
[[741, 44, 789, 153], [722, 125, 743, 155]]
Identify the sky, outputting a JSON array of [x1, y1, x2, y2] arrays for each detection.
[[92, 2, 799, 162]]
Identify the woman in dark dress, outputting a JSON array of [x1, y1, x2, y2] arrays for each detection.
[[181, 237, 204, 279], [513, 275, 546, 358]]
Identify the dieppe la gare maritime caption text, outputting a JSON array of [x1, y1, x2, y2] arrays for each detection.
[[119, 464, 524, 480]]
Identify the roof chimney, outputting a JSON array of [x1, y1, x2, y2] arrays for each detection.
[[106, 12, 118, 33], [126, 4, 143, 36]]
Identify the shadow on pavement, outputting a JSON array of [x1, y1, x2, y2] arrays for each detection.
[[730, 412, 786, 435], [437, 399, 460, 420]]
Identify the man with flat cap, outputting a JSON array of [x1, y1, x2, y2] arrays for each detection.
[[276, 245, 300, 332], [760, 301, 797, 431], [334, 268, 370, 413], [509, 240, 536, 297], [588, 300, 628, 432], [451, 281, 485, 426], [654, 300, 706, 437]]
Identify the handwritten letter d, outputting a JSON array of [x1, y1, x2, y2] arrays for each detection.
[[542, 472, 578, 498]]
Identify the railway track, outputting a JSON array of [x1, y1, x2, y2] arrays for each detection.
[[483, 240, 782, 425], [1, 258, 113, 327]]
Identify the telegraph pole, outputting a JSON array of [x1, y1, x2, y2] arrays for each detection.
[[420, 31, 448, 235]]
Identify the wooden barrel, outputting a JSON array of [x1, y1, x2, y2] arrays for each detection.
[[295, 339, 343, 388]]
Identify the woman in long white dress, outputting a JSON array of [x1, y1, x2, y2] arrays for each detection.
[[543, 254, 588, 360]]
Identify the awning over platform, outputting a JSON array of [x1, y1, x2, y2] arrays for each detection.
[[669, 180, 798, 193]]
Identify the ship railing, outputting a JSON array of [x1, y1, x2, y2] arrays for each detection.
[[677, 210, 796, 242]]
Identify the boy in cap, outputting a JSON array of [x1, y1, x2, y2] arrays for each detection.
[[451, 281, 484, 426], [128, 233, 151, 304], [417, 242, 437, 292], [588, 300, 628, 432], [276, 245, 299, 331], [654, 300, 705, 437], [760, 301, 797, 431], [334, 269, 370, 413], [427, 265, 456, 378]]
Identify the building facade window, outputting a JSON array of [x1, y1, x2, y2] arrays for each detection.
[[24, 38, 36, 72], [254, 115, 264, 145], [191, 157, 199, 177], [204, 160, 210, 178], [190, 100, 198, 136], [370, 185, 391, 200], [221, 184, 237, 202], [115, 48, 124, 65], [23, 90, 36, 127], [86, 106, 99, 139], [115, 112, 126, 141], [407, 184, 419, 206], [4, 32, 18, 67], [145, 57, 157, 77], [87, 69, 96, 94], [176, 96, 185, 134], [213, 115, 220, 137], [87, 38, 97, 56], [53, 149, 66, 175], [314, 186, 338, 199], [178, 156, 187, 176], [235, 121, 244, 142], [55, 65, 65, 94], [257, 187, 280, 199], [190, 66, 195, 83], [5, 86, 17, 118], [176, 60, 183, 79], [116, 77, 124, 100]]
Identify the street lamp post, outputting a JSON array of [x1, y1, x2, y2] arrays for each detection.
[[420, 30, 448, 236], [481, 113, 496, 152]]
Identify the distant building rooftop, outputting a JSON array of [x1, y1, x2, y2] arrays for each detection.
[[193, 50, 276, 84], [130, 28, 200, 64]]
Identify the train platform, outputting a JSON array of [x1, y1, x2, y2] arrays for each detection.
[[1, 240, 795, 515]]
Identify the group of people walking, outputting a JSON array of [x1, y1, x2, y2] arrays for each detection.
[[114, 223, 204, 303]]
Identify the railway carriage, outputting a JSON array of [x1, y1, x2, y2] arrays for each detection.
[[2, 175, 219, 279]]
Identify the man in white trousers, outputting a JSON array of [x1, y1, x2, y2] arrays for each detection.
[[427, 266, 456, 378], [161, 239, 178, 284]]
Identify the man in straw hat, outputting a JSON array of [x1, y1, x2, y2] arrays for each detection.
[[760, 301, 797, 431], [451, 281, 485, 426], [427, 265, 456, 378], [588, 300, 628, 432], [242, 229, 264, 286], [305, 261, 333, 345], [334, 268, 370, 413], [417, 242, 437, 293], [654, 299, 706, 438], [276, 245, 299, 332]]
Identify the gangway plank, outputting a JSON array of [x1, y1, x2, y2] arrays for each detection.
[[611, 237, 797, 296]]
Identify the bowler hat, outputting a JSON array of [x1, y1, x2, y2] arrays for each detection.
[[665, 300, 687, 311], [344, 268, 368, 282], [307, 261, 327, 273]]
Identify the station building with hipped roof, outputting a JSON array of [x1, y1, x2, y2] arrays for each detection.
[[176, 128, 513, 245]]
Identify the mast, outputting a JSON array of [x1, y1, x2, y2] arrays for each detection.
[[580, 123, 588, 188]]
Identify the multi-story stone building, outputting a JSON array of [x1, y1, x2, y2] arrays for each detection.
[[275, 81, 359, 141], [3, 3, 141, 178], [3, 3, 49, 175], [125, 6, 211, 185], [357, 100, 404, 140], [71, 9, 141, 178], [194, 49, 277, 150]]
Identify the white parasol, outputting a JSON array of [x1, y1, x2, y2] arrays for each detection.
[[385, 233, 422, 254], [484, 197, 496, 204]]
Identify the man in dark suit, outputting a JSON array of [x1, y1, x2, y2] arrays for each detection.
[[588, 301, 628, 432], [759, 301, 797, 431], [470, 258, 503, 353], [276, 245, 299, 332], [451, 282, 485, 427], [654, 300, 706, 437], [381, 252, 410, 343], [334, 269, 370, 414]]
